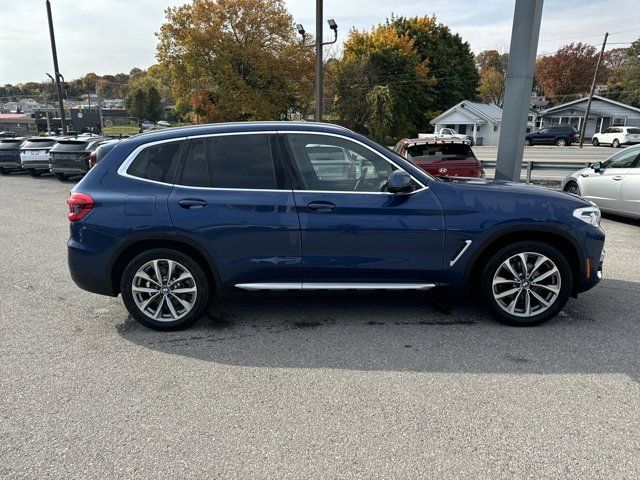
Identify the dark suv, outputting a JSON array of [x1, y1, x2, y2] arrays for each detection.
[[525, 126, 578, 146], [0, 137, 25, 174], [49, 136, 107, 180], [67, 122, 605, 330]]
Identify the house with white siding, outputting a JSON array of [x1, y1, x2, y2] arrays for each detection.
[[429, 101, 503, 146], [539, 95, 640, 139]]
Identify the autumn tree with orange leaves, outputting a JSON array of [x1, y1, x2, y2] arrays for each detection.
[[156, 0, 314, 123]]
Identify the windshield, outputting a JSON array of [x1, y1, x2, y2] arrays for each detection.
[[406, 143, 475, 161]]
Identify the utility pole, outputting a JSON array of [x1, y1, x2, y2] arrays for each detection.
[[579, 32, 608, 148], [96, 89, 104, 134], [315, 0, 323, 122], [495, 0, 544, 181], [41, 83, 51, 133], [46, 0, 67, 134]]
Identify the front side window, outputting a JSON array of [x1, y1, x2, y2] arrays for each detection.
[[175, 134, 280, 190], [284, 133, 412, 193], [127, 141, 183, 183], [605, 149, 640, 169]]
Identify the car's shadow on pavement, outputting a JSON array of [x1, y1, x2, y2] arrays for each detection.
[[117, 278, 640, 381]]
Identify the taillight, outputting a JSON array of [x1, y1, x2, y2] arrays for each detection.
[[67, 192, 94, 221], [88, 151, 97, 169]]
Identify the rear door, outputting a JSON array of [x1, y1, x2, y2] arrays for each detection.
[[167, 132, 301, 290], [281, 132, 445, 287]]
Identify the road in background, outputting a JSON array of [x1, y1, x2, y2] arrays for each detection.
[[1, 174, 639, 478], [475, 145, 617, 181]]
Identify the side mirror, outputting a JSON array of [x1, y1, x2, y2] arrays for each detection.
[[387, 170, 413, 194], [591, 161, 602, 172]]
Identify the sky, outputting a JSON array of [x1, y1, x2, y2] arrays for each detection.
[[0, 0, 639, 85]]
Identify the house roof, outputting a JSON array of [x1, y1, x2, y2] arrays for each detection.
[[430, 100, 502, 125], [542, 95, 640, 115]]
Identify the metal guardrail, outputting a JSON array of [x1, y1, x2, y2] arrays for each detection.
[[480, 160, 592, 183]]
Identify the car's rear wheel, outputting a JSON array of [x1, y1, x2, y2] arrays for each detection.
[[612, 139, 620, 148], [525, 138, 532, 146], [0, 167, 8, 175], [564, 181, 580, 195], [592, 138, 599, 146], [121, 249, 210, 330], [28, 169, 41, 177], [54, 173, 68, 181], [480, 242, 572, 326], [556, 138, 567, 146]]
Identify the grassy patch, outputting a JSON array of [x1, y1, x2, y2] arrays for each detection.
[[103, 125, 140, 136]]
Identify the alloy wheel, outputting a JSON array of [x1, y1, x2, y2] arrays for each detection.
[[131, 259, 197, 321], [492, 252, 561, 318]]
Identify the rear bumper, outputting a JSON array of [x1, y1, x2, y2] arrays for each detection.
[[21, 160, 50, 170], [50, 165, 88, 175], [0, 160, 21, 169]]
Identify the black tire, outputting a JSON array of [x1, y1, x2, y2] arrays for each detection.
[[612, 139, 620, 148], [525, 138, 531, 146], [564, 181, 581, 196], [555, 137, 567, 146], [121, 249, 211, 330], [0, 167, 8, 175], [54, 172, 68, 181], [592, 138, 599, 146], [28, 169, 42, 177], [479, 241, 573, 327]]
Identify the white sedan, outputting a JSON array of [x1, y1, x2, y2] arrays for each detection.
[[591, 126, 640, 148], [562, 144, 640, 219]]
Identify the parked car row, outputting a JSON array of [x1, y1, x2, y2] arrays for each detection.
[[0, 134, 118, 179]]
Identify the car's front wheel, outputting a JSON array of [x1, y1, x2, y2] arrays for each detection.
[[592, 138, 599, 146], [525, 138, 531, 146], [564, 181, 580, 195], [121, 249, 210, 330], [480, 242, 572, 326], [612, 139, 620, 148]]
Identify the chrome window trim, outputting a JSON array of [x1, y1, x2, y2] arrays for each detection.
[[116, 129, 429, 195]]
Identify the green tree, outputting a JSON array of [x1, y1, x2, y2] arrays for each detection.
[[475, 50, 509, 106], [156, 0, 313, 123], [145, 86, 164, 122], [126, 88, 147, 119], [366, 85, 395, 142], [335, 25, 436, 137], [388, 15, 480, 112], [606, 39, 640, 107]]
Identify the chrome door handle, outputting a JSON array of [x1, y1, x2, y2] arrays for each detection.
[[612, 176, 623, 181]]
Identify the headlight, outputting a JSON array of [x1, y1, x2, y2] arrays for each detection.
[[573, 206, 601, 227]]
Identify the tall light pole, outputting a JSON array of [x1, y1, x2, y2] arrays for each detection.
[[579, 32, 608, 148], [297, 2, 338, 122], [46, 0, 67, 134]]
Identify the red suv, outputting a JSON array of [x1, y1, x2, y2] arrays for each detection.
[[393, 137, 484, 178]]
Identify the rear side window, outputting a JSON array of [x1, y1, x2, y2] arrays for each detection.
[[406, 143, 475, 162], [175, 134, 279, 190], [627, 128, 640, 134], [127, 141, 182, 183]]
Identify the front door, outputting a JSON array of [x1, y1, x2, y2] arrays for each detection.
[[281, 132, 445, 288], [167, 133, 301, 290], [580, 148, 640, 211]]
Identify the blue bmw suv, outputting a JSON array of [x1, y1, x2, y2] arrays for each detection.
[[67, 122, 605, 330]]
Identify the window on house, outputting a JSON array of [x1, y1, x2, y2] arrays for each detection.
[[612, 117, 627, 127]]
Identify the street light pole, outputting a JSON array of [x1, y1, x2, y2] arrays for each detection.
[[579, 32, 608, 148], [45, 0, 67, 134], [315, 0, 323, 122]]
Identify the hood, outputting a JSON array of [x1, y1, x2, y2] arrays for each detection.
[[434, 176, 591, 206]]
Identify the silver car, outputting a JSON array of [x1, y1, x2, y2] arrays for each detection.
[[562, 144, 640, 219]]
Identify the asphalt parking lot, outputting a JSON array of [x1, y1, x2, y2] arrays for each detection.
[[1, 172, 639, 479]]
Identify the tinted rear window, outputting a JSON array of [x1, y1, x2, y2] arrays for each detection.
[[406, 143, 475, 161], [22, 139, 56, 149], [627, 128, 640, 134], [175, 134, 279, 190], [51, 141, 91, 152], [0, 140, 23, 149], [127, 141, 183, 183]]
